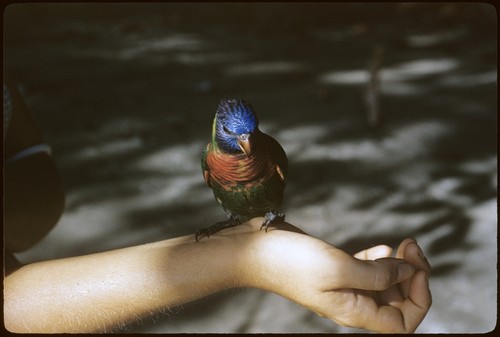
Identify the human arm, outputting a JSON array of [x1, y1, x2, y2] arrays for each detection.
[[4, 218, 431, 333]]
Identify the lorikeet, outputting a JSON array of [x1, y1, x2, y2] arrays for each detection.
[[196, 98, 288, 241]]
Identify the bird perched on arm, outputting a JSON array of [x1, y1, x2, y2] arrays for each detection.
[[196, 98, 288, 241]]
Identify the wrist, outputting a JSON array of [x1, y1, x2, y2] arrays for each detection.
[[191, 217, 282, 291], [233, 219, 344, 308], [233, 218, 306, 295]]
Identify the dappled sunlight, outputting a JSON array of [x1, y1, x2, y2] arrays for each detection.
[[175, 51, 245, 66], [426, 177, 470, 206], [459, 156, 497, 175], [134, 142, 203, 173], [17, 141, 214, 262], [406, 29, 467, 48], [382, 59, 459, 80], [318, 69, 368, 85], [380, 82, 425, 95], [225, 61, 305, 76], [116, 34, 206, 60], [439, 70, 496, 87], [288, 120, 452, 165], [275, 124, 331, 156], [60, 136, 144, 164], [318, 58, 460, 95]]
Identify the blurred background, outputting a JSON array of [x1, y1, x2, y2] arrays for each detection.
[[4, 2, 497, 333]]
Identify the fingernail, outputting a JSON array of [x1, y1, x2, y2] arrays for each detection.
[[397, 263, 415, 282]]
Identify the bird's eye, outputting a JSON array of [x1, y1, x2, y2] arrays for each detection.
[[223, 126, 233, 135]]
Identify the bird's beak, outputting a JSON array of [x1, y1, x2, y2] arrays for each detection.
[[237, 134, 252, 156]]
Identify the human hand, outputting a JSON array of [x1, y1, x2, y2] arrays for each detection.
[[348, 237, 432, 333], [237, 218, 432, 333]]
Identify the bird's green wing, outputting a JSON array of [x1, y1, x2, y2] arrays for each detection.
[[263, 133, 288, 182]]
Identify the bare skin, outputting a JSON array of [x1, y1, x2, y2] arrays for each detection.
[[4, 219, 431, 333]]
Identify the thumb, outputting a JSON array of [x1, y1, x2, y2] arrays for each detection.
[[341, 257, 416, 291]]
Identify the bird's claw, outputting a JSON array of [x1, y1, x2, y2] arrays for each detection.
[[195, 215, 240, 242], [260, 211, 285, 232], [195, 228, 213, 242]]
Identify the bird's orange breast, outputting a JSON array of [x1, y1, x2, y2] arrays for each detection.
[[205, 144, 276, 189]]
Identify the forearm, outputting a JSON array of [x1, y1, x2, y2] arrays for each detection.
[[4, 229, 245, 332]]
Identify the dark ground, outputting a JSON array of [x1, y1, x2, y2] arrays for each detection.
[[4, 3, 497, 333]]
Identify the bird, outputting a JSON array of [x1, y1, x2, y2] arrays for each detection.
[[196, 98, 288, 241]]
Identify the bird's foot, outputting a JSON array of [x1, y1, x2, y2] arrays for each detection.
[[260, 211, 285, 232], [195, 214, 240, 242]]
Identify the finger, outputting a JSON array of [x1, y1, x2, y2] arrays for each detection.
[[341, 274, 430, 334], [410, 270, 432, 309], [397, 239, 431, 299], [334, 290, 407, 333], [339, 257, 416, 291], [377, 282, 405, 306], [400, 270, 432, 332], [404, 242, 432, 274], [354, 245, 393, 260], [396, 238, 431, 273], [396, 238, 417, 259]]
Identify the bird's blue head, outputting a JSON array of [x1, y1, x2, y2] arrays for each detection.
[[213, 98, 259, 155]]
